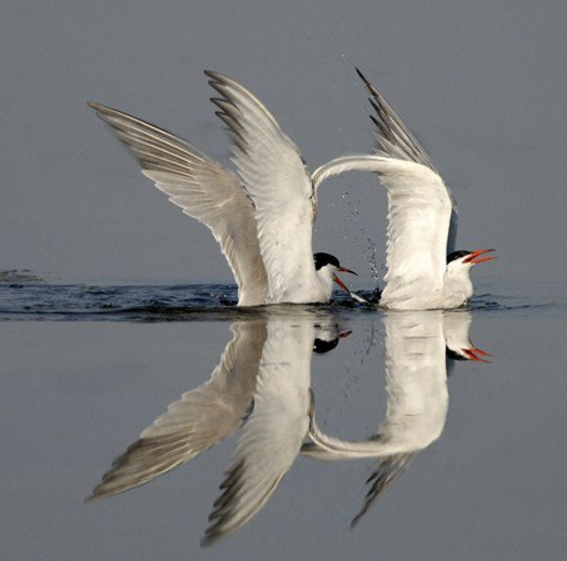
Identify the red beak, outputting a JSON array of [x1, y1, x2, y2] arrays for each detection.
[[464, 249, 497, 265], [332, 273, 350, 294], [338, 266, 358, 276], [333, 266, 357, 296]]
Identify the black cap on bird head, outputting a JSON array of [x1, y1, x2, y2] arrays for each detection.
[[447, 249, 496, 266], [447, 250, 471, 264], [313, 252, 341, 270]]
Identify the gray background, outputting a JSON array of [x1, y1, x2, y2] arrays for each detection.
[[2, 0, 566, 287]]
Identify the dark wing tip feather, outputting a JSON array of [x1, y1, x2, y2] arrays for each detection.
[[200, 458, 249, 546], [205, 71, 237, 100], [350, 453, 413, 528], [355, 67, 437, 172], [354, 67, 373, 93]]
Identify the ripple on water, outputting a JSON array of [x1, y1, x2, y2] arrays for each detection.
[[0, 280, 560, 322]]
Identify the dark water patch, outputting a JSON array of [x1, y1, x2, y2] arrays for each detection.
[[0, 269, 46, 284], [0, 283, 365, 322], [0, 283, 559, 321], [0, 284, 236, 321]]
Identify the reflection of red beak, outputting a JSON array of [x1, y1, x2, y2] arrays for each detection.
[[464, 249, 497, 265], [463, 346, 491, 363]]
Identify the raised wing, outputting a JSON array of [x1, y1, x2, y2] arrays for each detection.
[[203, 318, 314, 545], [88, 102, 268, 306], [379, 159, 454, 307], [205, 71, 317, 303], [314, 152, 453, 308], [356, 68, 438, 171], [87, 321, 267, 500], [353, 69, 462, 307]]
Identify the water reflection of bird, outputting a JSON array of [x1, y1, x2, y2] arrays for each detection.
[[315, 70, 496, 309], [87, 320, 267, 501], [89, 71, 370, 305], [202, 317, 319, 545], [302, 310, 487, 525], [87, 309, 487, 540], [444, 311, 490, 366], [87, 311, 345, 544]]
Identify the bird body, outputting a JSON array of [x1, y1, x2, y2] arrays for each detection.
[[315, 70, 496, 310], [90, 71, 360, 305], [90, 68, 495, 309]]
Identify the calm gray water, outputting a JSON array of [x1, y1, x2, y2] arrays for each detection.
[[1, 281, 566, 560]]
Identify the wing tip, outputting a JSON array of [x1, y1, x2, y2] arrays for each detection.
[[87, 101, 109, 117], [354, 66, 371, 88], [87, 101, 121, 123]]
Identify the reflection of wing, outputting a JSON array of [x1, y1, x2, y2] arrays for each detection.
[[350, 453, 415, 527], [203, 319, 314, 545], [303, 311, 450, 524], [348, 312, 449, 523], [381, 311, 449, 447], [206, 71, 317, 303], [88, 103, 268, 306], [87, 321, 267, 501], [305, 311, 449, 459]]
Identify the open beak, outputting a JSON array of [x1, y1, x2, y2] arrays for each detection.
[[338, 266, 358, 276], [464, 249, 497, 265], [332, 273, 351, 294], [333, 266, 357, 292], [333, 267, 367, 302], [462, 346, 491, 363]]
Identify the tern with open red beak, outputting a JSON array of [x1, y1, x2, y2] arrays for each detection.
[[313, 69, 497, 309]]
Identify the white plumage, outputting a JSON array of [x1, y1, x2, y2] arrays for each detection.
[[314, 69, 495, 309], [89, 71, 364, 305]]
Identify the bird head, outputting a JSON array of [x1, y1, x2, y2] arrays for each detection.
[[447, 249, 496, 271], [313, 252, 357, 295], [442, 249, 496, 307]]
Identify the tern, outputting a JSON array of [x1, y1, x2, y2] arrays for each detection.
[[314, 69, 496, 309], [89, 71, 366, 305]]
